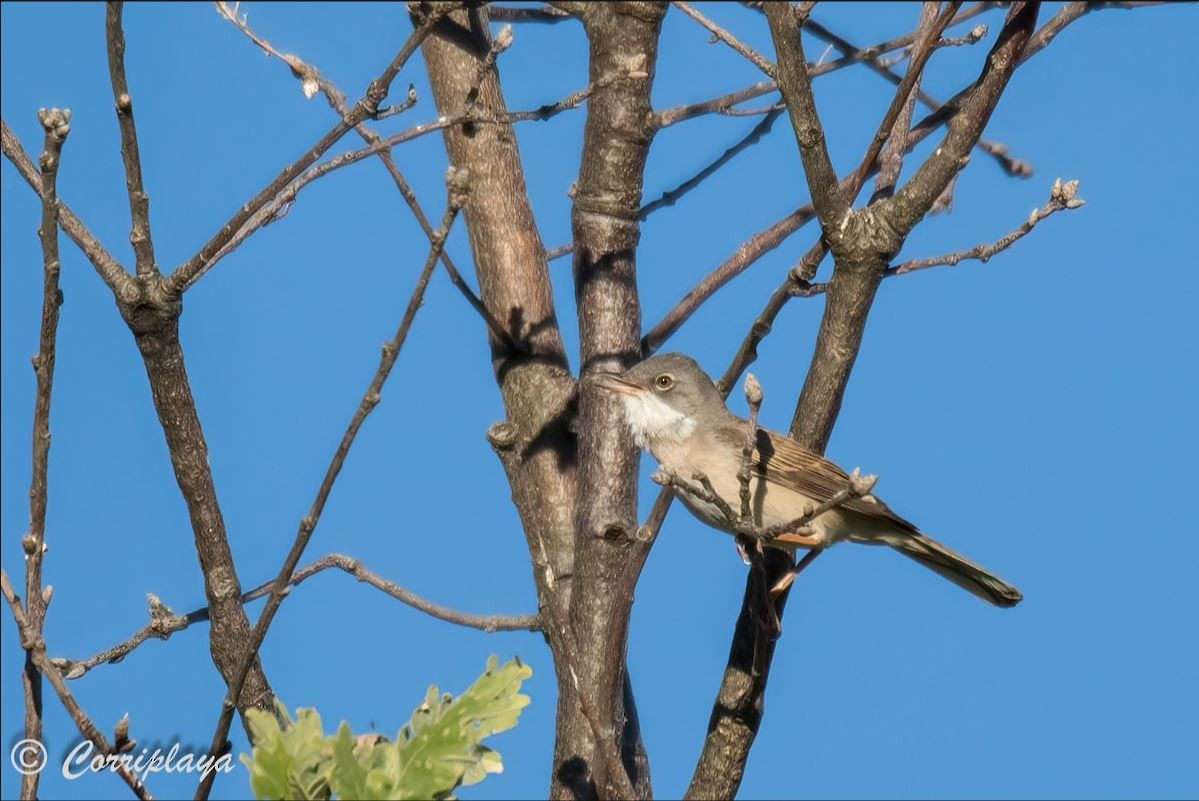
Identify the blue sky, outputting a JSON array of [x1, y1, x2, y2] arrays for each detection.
[[2, 3, 1196, 799]]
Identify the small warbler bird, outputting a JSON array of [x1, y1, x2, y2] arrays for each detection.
[[591, 352, 1022, 607]]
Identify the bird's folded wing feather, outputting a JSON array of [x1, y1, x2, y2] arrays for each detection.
[[718, 425, 918, 532]]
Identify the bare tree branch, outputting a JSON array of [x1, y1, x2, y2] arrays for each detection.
[[673, 1, 776, 78], [194, 174, 466, 801], [880, 3, 1040, 239], [643, 203, 814, 355], [214, 0, 519, 353], [548, 109, 786, 271], [841, 2, 962, 206], [17, 106, 69, 801], [873, 2, 942, 201], [168, 2, 460, 293], [639, 107, 782, 222], [645, 4, 958, 357], [763, 2, 846, 229], [892, 177, 1084, 274], [687, 6, 1042, 798], [2, 571, 154, 801], [194, 74, 611, 276], [488, 4, 573, 24], [802, 15, 1032, 179], [1, 119, 134, 296], [654, 2, 998, 129], [8, 92, 279, 736], [565, 1, 666, 796], [418, 9, 585, 797], [105, 2, 158, 277], [53, 551, 540, 682]]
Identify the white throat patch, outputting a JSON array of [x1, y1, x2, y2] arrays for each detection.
[[617, 391, 696, 450]]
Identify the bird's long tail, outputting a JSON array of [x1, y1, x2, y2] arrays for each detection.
[[889, 533, 1023, 607]]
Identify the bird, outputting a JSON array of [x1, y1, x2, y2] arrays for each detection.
[[590, 352, 1022, 608]]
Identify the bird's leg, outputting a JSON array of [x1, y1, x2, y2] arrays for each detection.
[[768, 548, 824, 600]]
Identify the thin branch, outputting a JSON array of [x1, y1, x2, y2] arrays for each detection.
[[673, 1, 776, 78], [214, 1, 519, 353], [168, 1, 460, 293], [639, 108, 782, 222], [564, 3, 665, 797], [1027, 1, 1168, 57], [802, 16, 1032, 178], [193, 75, 611, 278], [194, 175, 467, 801], [654, 80, 777, 129], [764, 2, 846, 228], [53, 551, 539, 681], [873, 3, 941, 200], [550, 108, 786, 267], [105, 2, 158, 277], [2, 571, 154, 801], [761, 470, 876, 539], [646, 0, 1058, 356], [1, 119, 134, 297], [845, 2, 962, 206], [737, 374, 763, 527], [488, 3, 573, 23], [642, 203, 814, 355], [719, 264, 819, 395], [654, 2, 999, 129], [881, 2, 1040, 238], [892, 177, 1084, 275], [18, 106, 70, 801]]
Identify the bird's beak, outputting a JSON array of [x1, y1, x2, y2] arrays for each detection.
[[587, 373, 643, 396]]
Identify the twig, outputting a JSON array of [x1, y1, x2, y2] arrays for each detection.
[[873, 3, 940, 200], [1, 119, 134, 297], [639, 108, 782, 222], [168, 1, 461, 293], [880, 2, 1040, 240], [761, 470, 877, 539], [214, 2, 519, 353], [2, 571, 154, 801], [488, 4, 573, 23], [654, 3, 998, 130], [891, 178, 1084, 275], [549, 109, 785, 265], [939, 24, 990, 47], [105, 3, 158, 277], [738, 374, 763, 527], [19, 106, 70, 801], [642, 204, 815, 354], [802, 16, 1031, 178], [845, 3, 962, 207], [374, 85, 419, 119], [194, 75, 614, 278], [673, 2, 776, 78], [763, 2, 847, 228], [53, 551, 539, 681], [646, 1, 1050, 356], [545, 242, 573, 261], [193, 172, 467, 801], [654, 80, 778, 129]]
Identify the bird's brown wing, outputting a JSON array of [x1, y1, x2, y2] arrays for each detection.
[[717, 424, 918, 532]]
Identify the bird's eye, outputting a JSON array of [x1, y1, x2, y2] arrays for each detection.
[[655, 374, 674, 390]]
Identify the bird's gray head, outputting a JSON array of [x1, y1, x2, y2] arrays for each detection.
[[589, 353, 727, 450]]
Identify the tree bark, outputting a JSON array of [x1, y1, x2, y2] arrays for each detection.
[[565, 2, 666, 798], [120, 283, 274, 717], [416, 6, 591, 798]]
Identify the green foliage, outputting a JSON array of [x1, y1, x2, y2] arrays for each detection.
[[241, 656, 532, 800]]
